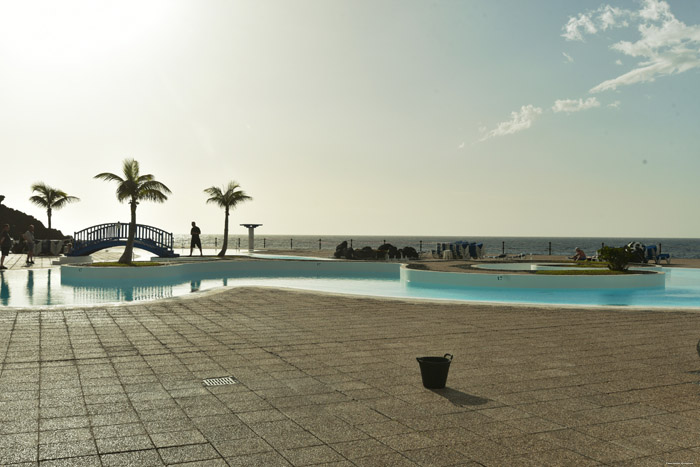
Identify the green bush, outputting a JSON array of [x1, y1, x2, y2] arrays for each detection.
[[597, 246, 635, 272]]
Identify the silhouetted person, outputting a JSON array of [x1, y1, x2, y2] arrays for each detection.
[[571, 247, 586, 261], [23, 225, 35, 265], [0, 224, 11, 270], [189, 221, 202, 256]]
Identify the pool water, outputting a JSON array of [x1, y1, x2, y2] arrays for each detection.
[[1, 263, 700, 309]]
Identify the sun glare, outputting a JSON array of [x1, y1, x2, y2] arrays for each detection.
[[0, 1, 172, 68]]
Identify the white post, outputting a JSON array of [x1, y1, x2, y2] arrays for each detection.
[[248, 227, 255, 252], [240, 224, 262, 253]]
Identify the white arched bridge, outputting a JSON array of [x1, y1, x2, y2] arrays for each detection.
[[67, 223, 179, 257]]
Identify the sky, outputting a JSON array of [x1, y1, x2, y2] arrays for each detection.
[[1, 0, 699, 238]]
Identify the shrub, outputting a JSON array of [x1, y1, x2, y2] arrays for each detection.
[[598, 246, 635, 272]]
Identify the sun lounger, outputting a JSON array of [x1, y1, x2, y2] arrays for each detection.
[[468, 243, 483, 259], [645, 245, 671, 264], [434, 241, 485, 260]]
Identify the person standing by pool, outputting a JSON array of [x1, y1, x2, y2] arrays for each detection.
[[23, 224, 35, 265], [190, 221, 202, 256], [0, 224, 11, 270]]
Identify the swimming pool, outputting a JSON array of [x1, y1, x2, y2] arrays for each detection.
[[1, 259, 699, 309]]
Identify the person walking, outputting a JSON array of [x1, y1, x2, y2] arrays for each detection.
[[189, 221, 202, 256], [0, 224, 12, 270], [23, 225, 35, 265]]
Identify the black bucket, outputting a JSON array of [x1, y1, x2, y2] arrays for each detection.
[[417, 353, 453, 389]]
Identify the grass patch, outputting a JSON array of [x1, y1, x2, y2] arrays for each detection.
[[569, 261, 609, 268], [87, 261, 164, 267], [535, 269, 629, 275]]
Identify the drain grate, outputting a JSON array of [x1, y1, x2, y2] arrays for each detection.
[[202, 376, 238, 387]]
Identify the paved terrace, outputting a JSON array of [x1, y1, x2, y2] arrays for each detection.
[[1, 287, 700, 466]]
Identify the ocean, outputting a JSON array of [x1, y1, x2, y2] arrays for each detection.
[[173, 234, 700, 259]]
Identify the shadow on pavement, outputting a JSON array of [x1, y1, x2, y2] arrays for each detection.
[[430, 387, 491, 406]]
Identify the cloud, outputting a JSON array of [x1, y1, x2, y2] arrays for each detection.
[[562, 0, 700, 93], [552, 97, 601, 114], [591, 49, 700, 92], [562, 13, 597, 41], [479, 105, 543, 141], [639, 0, 673, 22], [477, 1, 697, 140], [562, 5, 628, 41], [599, 5, 626, 30]]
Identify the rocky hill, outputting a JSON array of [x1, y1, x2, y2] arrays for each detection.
[[0, 196, 66, 240]]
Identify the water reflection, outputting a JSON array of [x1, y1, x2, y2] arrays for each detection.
[[0, 272, 9, 305], [46, 269, 52, 304], [26, 270, 34, 304], [70, 284, 175, 303], [0, 263, 698, 308]]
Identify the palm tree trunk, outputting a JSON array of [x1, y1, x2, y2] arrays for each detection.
[[47, 208, 52, 240], [218, 207, 229, 257], [119, 201, 137, 264]]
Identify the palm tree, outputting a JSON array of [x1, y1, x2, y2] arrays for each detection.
[[94, 159, 171, 264], [29, 183, 80, 239], [204, 181, 252, 257]]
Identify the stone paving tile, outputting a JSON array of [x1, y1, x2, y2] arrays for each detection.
[[157, 443, 220, 464], [357, 420, 415, 438], [518, 448, 604, 466], [173, 460, 229, 467], [150, 429, 207, 448], [0, 432, 38, 448], [39, 455, 102, 466], [84, 394, 130, 406], [143, 417, 199, 434], [296, 416, 370, 444], [570, 439, 654, 463], [261, 432, 324, 451], [39, 427, 94, 445], [379, 432, 447, 452], [226, 450, 293, 466], [235, 408, 288, 424], [281, 445, 345, 465], [196, 422, 257, 442], [503, 415, 566, 434], [0, 417, 39, 435], [209, 436, 273, 457], [100, 448, 164, 467], [4, 287, 700, 465], [453, 436, 518, 464], [404, 445, 471, 466], [95, 434, 155, 454], [39, 416, 90, 431], [575, 418, 669, 440], [38, 439, 98, 461], [352, 452, 418, 466], [89, 411, 140, 426], [0, 445, 37, 464], [330, 438, 398, 459], [91, 422, 147, 439]]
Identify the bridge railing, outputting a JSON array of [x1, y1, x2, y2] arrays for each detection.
[[73, 223, 174, 251]]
